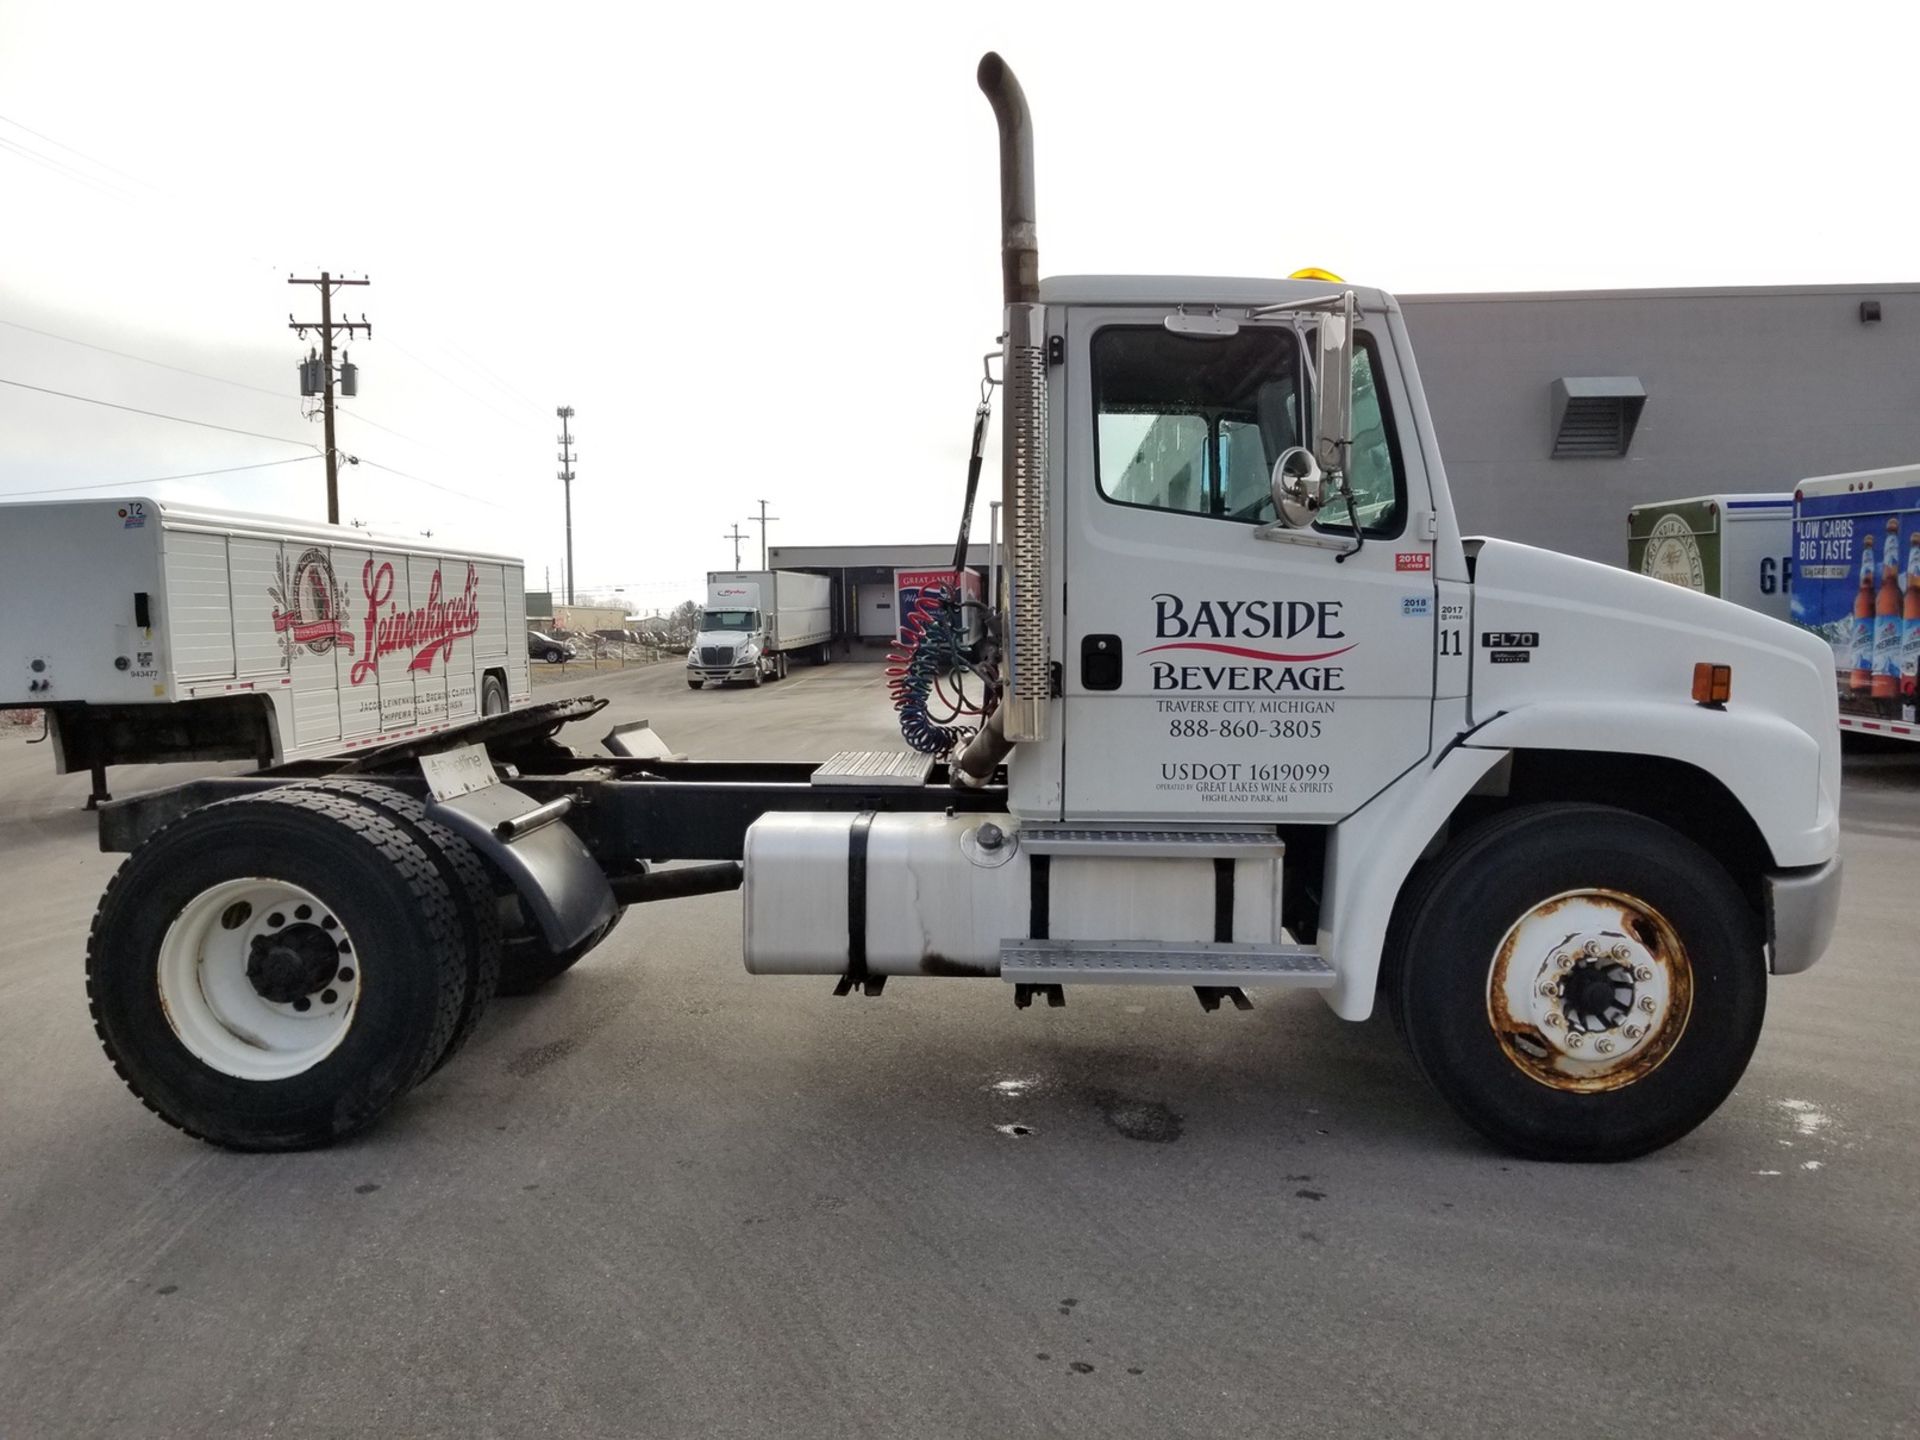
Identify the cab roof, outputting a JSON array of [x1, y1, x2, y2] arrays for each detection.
[[1039, 275, 1398, 313]]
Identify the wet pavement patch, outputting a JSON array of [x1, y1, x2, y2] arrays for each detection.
[[1088, 1090, 1183, 1143]]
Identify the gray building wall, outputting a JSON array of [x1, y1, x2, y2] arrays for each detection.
[[1400, 284, 1920, 564]]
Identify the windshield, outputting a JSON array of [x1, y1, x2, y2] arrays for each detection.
[[701, 609, 758, 631]]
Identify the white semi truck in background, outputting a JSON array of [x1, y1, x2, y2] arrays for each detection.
[[687, 570, 833, 687], [76, 55, 1840, 1164], [0, 498, 529, 803]]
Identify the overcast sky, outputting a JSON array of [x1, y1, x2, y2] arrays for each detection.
[[2, 0, 1913, 612]]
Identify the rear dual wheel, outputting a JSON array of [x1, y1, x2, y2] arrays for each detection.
[[87, 785, 491, 1151], [1386, 805, 1766, 1162]]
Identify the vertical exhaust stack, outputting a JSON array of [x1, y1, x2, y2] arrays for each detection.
[[978, 52, 1050, 747]]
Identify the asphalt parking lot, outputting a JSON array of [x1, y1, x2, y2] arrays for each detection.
[[2, 663, 1916, 1438]]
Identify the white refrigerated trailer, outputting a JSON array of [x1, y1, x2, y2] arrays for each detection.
[[0, 497, 530, 800]]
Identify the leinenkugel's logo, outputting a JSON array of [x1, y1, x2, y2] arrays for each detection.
[[349, 559, 481, 684], [269, 547, 356, 658], [1141, 593, 1354, 692]]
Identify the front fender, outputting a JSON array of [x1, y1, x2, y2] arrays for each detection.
[[1317, 744, 1508, 1019], [1465, 700, 1836, 868]]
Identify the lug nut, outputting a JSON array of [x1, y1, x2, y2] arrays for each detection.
[[1545, 1013, 1563, 1029], [1566, 1032, 1584, 1048], [1634, 965, 1654, 983], [1611, 943, 1632, 960], [1624, 1025, 1644, 1040], [1640, 996, 1657, 1014], [1583, 939, 1602, 957], [1596, 1039, 1615, 1054], [1555, 953, 1573, 971], [1540, 982, 1559, 998]]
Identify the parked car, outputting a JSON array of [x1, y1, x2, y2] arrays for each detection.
[[527, 629, 576, 664]]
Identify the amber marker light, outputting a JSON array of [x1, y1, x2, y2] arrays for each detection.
[[1692, 663, 1732, 707]]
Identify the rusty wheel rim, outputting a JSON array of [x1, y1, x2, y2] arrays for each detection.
[[1485, 888, 1693, 1093]]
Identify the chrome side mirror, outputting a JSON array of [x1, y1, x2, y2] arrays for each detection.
[[1313, 291, 1356, 478], [1271, 446, 1325, 527]]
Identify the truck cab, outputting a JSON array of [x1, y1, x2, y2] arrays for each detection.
[[688, 581, 770, 687]]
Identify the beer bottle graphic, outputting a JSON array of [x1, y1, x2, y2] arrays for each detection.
[[1850, 533, 1876, 696], [1902, 530, 1920, 719], [1873, 517, 1903, 702]]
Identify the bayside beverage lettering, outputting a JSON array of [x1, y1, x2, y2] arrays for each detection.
[[1145, 593, 1351, 692], [349, 559, 481, 685]]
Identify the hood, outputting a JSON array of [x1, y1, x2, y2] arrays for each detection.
[[1468, 537, 1841, 843]]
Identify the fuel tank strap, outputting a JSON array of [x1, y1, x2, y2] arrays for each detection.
[[846, 812, 875, 984]]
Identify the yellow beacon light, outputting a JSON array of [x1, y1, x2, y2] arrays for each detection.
[[1288, 267, 1346, 282]]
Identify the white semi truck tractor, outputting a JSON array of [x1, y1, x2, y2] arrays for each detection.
[[81, 55, 1841, 1161], [686, 570, 833, 687]]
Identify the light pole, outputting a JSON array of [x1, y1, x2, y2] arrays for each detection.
[[556, 406, 576, 604]]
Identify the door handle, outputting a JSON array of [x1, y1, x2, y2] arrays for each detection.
[[1081, 634, 1122, 690]]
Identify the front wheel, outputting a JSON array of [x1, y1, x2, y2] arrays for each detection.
[[686, 677, 702, 690], [1386, 804, 1765, 1162]]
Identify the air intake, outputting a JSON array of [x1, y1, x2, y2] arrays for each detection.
[[1550, 377, 1646, 459]]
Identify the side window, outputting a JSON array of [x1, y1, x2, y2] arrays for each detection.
[[1091, 322, 1401, 536], [1314, 342, 1403, 536], [1099, 413, 1208, 511], [1092, 326, 1302, 522]]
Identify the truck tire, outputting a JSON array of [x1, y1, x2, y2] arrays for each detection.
[[481, 674, 509, 715], [774, 652, 789, 681], [687, 677, 702, 690], [497, 903, 624, 996], [292, 780, 502, 1073], [1384, 804, 1765, 1163], [86, 788, 469, 1150]]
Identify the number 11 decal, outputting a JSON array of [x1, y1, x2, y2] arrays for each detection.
[[1439, 628, 1463, 657]]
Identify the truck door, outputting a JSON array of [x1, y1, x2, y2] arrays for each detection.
[[1061, 309, 1435, 824]]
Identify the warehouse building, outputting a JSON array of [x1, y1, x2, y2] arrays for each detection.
[[766, 544, 991, 652], [1400, 282, 1920, 564]]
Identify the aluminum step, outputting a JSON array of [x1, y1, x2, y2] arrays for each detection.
[[810, 750, 935, 788], [1000, 938, 1333, 987], [1018, 825, 1284, 858]]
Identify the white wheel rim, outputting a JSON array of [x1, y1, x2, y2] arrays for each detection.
[[156, 878, 361, 1080], [1485, 888, 1693, 1093]]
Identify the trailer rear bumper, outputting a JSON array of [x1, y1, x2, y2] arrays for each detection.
[[1765, 855, 1842, 975]]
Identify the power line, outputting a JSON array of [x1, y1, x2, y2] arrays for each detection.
[[0, 376, 318, 449], [384, 336, 530, 429], [0, 316, 286, 398], [0, 456, 320, 500], [350, 455, 509, 510], [0, 111, 159, 192], [0, 133, 138, 204]]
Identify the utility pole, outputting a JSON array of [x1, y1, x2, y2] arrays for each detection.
[[723, 523, 748, 570], [750, 498, 779, 570], [289, 272, 370, 524], [556, 406, 577, 604]]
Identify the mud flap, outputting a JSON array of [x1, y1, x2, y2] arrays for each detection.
[[426, 783, 618, 956]]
